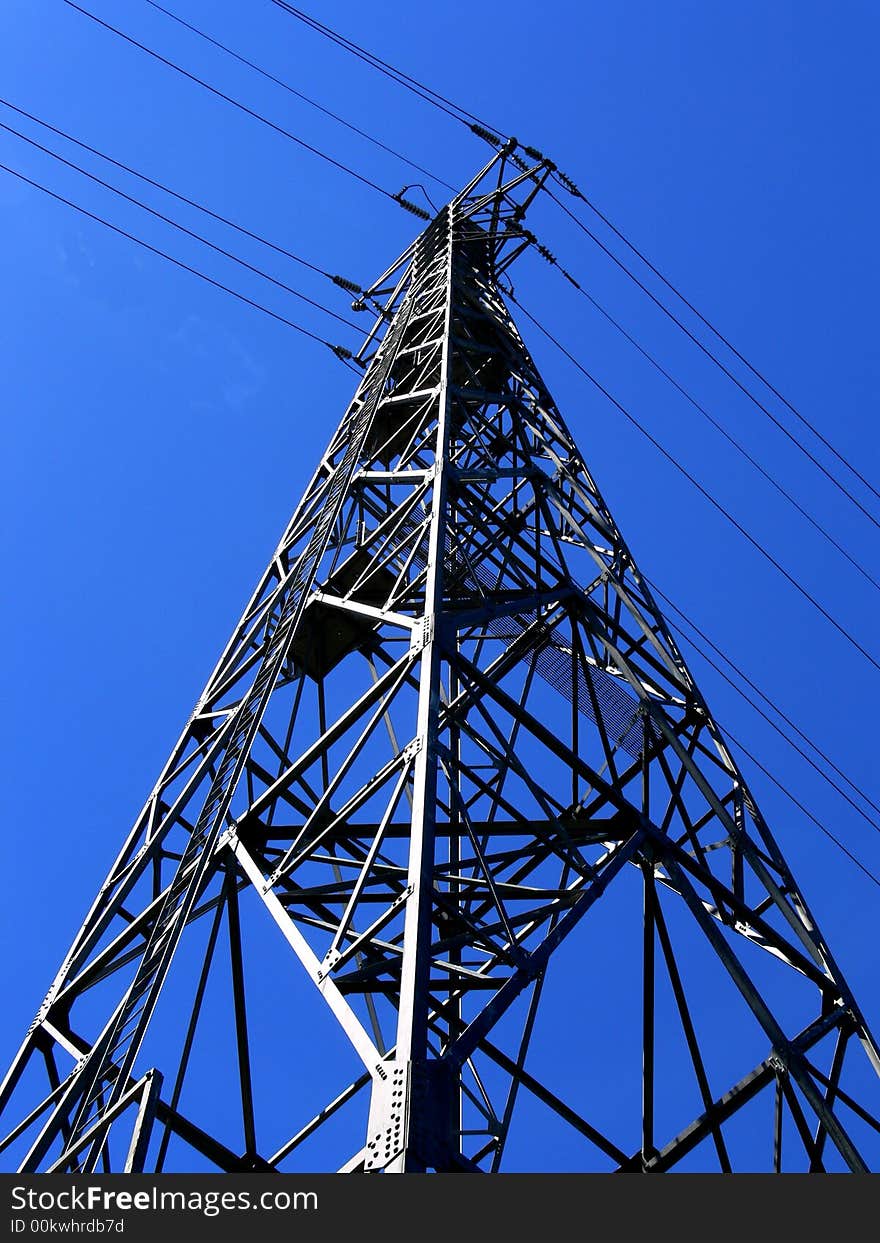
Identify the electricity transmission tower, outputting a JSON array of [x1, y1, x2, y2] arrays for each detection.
[[3, 147, 879, 1174]]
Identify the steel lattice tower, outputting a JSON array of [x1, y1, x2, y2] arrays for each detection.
[[3, 148, 879, 1174]]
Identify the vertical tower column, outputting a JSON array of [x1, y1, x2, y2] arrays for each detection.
[[365, 205, 457, 1173]]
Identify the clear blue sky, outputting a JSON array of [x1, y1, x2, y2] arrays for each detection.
[[1, 0, 879, 1171]]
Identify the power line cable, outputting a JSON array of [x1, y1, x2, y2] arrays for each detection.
[[556, 176, 880, 511], [60, 1, 430, 220], [0, 158, 362, 367], [0, 117, 363, 334], [268, 0, 880, 525], [508, 292, 880, 678], [269, 0, 500, 133], [719, 720, 880, 889], [142, 0, 455, 192], [0, 97, 322, 278], [653, 586, 880, 821], [526, 240, 880, 596], [545, 188, 880, 535], [0, 96, 368, 299], [652, 590, 880, 835], [656, 584, 875, 820]]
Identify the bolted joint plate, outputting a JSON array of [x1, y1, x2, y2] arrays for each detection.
[[364, 1060, 456, 1172], [365, 1064, 408, 1171], [409, 615, 435, 654]]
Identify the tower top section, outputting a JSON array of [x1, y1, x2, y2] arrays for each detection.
[[352, 143, 555, 364]]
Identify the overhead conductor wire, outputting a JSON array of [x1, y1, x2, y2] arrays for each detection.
[[270, 0, 880, 526]]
